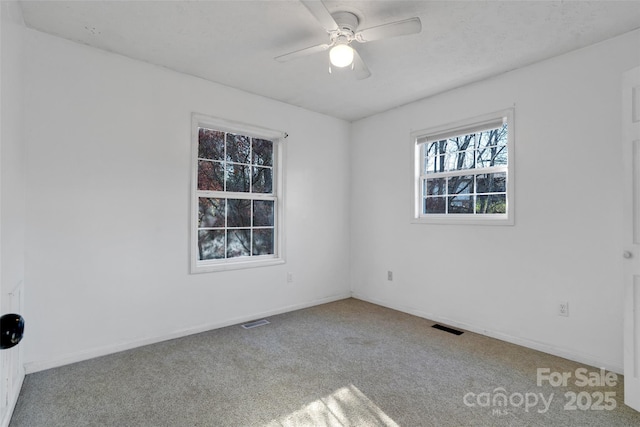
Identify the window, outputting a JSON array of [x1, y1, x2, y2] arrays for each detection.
[[191, 114, 286, 273], [412, 109, 514, 224]]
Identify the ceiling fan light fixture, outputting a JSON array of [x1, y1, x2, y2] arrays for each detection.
[[329, 43, 354, 68]]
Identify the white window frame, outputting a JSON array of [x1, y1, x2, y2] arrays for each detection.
[[411, 108, 514, 225], [190, 113, 286, 273]]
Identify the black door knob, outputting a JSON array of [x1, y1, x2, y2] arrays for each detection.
[[0, 313, 24, 349]]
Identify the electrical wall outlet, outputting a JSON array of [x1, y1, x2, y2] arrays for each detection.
[[287, 272, 293, 283], [387, 271, 393, 281], [558, 301, 569, 317]]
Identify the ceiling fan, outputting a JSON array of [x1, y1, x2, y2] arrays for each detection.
[[275, 0, 422, 80]]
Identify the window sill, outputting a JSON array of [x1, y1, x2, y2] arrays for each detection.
[[411, 214, 514, 226], [191, 257, 285, 274]]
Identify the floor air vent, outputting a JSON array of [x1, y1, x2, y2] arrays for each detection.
[[241, 319, 270, 329], [432, 324, 464, 335]]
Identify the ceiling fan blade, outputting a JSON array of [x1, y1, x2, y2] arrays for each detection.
[[275, 43, 332, 63], [355, 17, 422, 43], [352, 49, 371, 80], [300, 0, 339, 32]]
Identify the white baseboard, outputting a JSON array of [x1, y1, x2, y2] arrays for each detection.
[[1, 366, 25, 427], [27, 291, 619, 377], [25, 293, 352, 374], [352, 292, 623, 375]]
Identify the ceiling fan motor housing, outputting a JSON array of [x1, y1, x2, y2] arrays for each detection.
[[331, 11, 359, 42]]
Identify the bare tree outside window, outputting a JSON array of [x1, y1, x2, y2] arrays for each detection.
[[415, 110, 513, 224], [196, 128, 276, 261]]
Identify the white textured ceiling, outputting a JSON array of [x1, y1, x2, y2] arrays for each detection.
[[18, 0, 640, 121]]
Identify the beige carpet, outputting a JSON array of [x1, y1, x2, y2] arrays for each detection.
[[10, 298, 640, 426]]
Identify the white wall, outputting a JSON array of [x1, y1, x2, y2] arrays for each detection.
[[22, 29, 352, 372], [350, 29, 640, 373], [19, 10, 640, 376], [0, 1, 26, 425], [1, 2, 25, 305]]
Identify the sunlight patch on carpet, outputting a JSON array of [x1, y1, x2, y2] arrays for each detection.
[[265, 384, 399, 427]]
